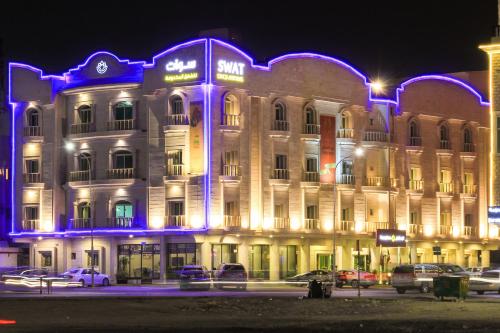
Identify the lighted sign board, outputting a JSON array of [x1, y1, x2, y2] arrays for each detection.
[[164, 58, 198, 82], [488, 206, 500, 223], [216, 60, 245, 82], [376, 229, 406, 247], [96, 61, 108, 74]]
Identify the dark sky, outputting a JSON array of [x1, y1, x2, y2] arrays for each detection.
[[0, 0, 497, 85]]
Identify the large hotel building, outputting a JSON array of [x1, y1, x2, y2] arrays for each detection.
[[7, 38, 498, 281]]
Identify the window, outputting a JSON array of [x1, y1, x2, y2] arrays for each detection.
[[223, 95, 239, 126], [440, 212, 451, 225], [114, 101, 133, 120], [497, 117, 500, 153], [166, 150, 183, 175], [249, 245, 270, 279], [306, 205, 318, 219], [225, 201, 237, 216], [341, 112, 350, 129], [77, 202, 91, 219], [439, 124, 450, 149], [26, 108, 39, 127], [24, 206, 39, 220], [170, 96, 184, 115], [409, 121, 419, 137], [275, 102, 286, 121], [410, 212, 419, 224], [465, 214, 473, 227], [464, 172, 473, 185], [113, 151, 133, 169], [305, 107, 317, 125], [224, 151, 239, 165], [77, 105, 92, 124], [274, 204, 284, 218], [166, 243, 200, 278], [211, 244, 238, 269], [115, 201, 133, 218], [341, 160, 353, 175], [305, 158, 318, 172], [119, 244, 161, 280], [341, 208, 351, 221], [279, 245, 297, 279], [40, 251, 52, 268], [275, 154, 288, 170], [440, 170, 451, 183], [25, 159, 39, 174], [168, 201, 184, 216], [86, 250, 99, 267], [410, 167, 421, 180], [78, 153, 92, 171], [463, 127, 473, 152]]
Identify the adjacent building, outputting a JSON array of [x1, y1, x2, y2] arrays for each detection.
[[8, 38, 495, 282]]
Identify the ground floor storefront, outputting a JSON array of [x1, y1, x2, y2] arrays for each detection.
[[14, 234, 499, 282]]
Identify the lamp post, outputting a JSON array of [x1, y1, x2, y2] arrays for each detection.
[[65, 141, 95, 288], [331, 147, 364, 284]]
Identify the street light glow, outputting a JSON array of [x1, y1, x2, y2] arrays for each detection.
[[64, 141, 76, 152], [355, 147, 364, 157], [371, 80, 384, 93]]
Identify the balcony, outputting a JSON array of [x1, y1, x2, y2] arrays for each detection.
[[336, 174, 355, 185], [223, 215, 241, 228], [408, 224, 423, 235], [21, 219, 39, 231], [339, 220, 354, 232], [462, 184, 477, 196], [106, 168, 135, 179], [107, 119, 135, 131], [304, 219, 320, 230], [272, 169, 289, 180], [165, 215, 187, 228], [274, 217, 290, 229], [106, 217, 138, 229], [463, 143, 475, 153], [408, 137, 422, 146], [272, 120, 289, 132], [69, 170, 93, 182], [302, 171, 319, 182], [438, 225, 453, 237], [439, 140, 451, 150], [337, 128, 354, 139], [364, 222, 390, 233], [23, 126, 41, 137], [70, 123, 95, 135], [67, 218, 93, 230], [365, 176, 388, 187], [166, 114, 189, 126], [222, 114, 240, 127], [463, 226, 476, 237], [364, 131, 387, 142], [438, 182, 453, 194], [223, 165, 241, 177], [23, 173, 41, 184], [303, 124, 320, 135], [167, 164, 183, 176], [408, 180, 424, 192]]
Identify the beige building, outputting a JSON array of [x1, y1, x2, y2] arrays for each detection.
[[8, 38, 496, 282]]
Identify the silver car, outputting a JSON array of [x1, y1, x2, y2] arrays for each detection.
[[392, 264, 440, 294], [469, 270, 500, 294]]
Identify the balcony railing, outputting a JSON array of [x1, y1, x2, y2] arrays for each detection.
[[70, 123, 95, 134], [21, 219, 39, 231], [67, 218, 93, 230], [408, 224, 422, 235], [336, 174, 355, 185], [462, 184, 477, 195], [365, 177, 388, 187], [408, 137, 422, 146], [439, 140, 451, 150], [409, 180, 424, 191], [303, 124, 320, 135], [304, 219, 320, 230], [167, 164, 183, 176], [364, 222, 390, 233], [463, 226, 476, 237], [165, 215, 186, 227], [23, 173, 41, 183], [272, 120, 289, 131], [438, 224, 453, 236], [24, 126, 41, 137], [274, 217, 290, 229], [303, 171, 319, 182], [337, 128, 354, 139], [364, 131, 387, 142], [223, 165, 241, 177], [223, 114, 240, 127], [438, 182, 453, 193], [166, 114, 189, 126], [223, 215, 241, 228], [272, 169, 289, 180], [463, 143, 474, 152], [106, 168, 135, 179], [107, 119, 135, 131], [69, 170, 93, 182], [106, 217, 137, 229], [339, 220, 354, 232]]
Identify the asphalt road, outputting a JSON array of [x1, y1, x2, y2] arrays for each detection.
[[1, 282, 500, 299]]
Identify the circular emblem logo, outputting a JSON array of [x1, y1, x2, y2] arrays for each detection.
[[96, 61, 108, 74]]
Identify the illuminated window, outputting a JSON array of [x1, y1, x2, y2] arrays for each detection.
[[114, 101, 133, 120], [115, 201, 133, 218], [26, 108, 39, 127], [170, 96, 184, 115], [40, 251, 52, 268], [77, 202, 91, 219], [223, 95, 239, 126], [77, 105, 92, 124], [464, 214, 473, 227]]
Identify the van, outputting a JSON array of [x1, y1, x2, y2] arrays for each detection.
[[391, 264, 440, 294]]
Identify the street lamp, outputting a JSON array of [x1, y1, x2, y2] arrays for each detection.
[[65, 141, 95, 288], [332, 146, 364, 284]]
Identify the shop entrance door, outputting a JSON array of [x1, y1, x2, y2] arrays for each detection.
[[317, 254, 333, 271]]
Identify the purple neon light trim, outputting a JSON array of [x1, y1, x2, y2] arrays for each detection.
[[396, 75, 490, 107], [64, 51, 146, 76], [9, 228, 209, 238]]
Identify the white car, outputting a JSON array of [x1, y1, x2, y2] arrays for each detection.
[[469, 270, 500, 294], [61, 268, 110, 287]]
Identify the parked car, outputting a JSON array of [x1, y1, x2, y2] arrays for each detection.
[[434, 264, 471, 276], [179, 265, 211, 291], [285, 270, 332, 286], [392, 264, 440, 294], [466, 267, 491, 277], [469, 270, 500, 294], [213, 263, 248, 290], [60, 268, 110, 287], [1, 268, 49, 281], [336, 270, 377, 288]]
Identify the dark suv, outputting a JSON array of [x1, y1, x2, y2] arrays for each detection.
[[213, 263, 248, 290]]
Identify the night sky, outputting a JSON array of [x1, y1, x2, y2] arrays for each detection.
[[0, 0, 497, 85]]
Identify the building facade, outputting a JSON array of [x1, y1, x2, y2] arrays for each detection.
[[8, 39, 496, 281]]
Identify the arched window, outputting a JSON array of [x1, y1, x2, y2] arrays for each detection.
[[273, 101, 288, 131], [170, 96, 184, 115], [115, 201, 133, 218], [304, 106, 319, 134], [113, 150, 133, 169], [439, 124, 450, 149], [77, 202, 91, 219], [408, 120, 420, 146], [26, 108, 39, 127], [223, 95, 239, 126], [77, 105, 92, 124], [463, 127, 473, 152], [340, 112, 351, 129]]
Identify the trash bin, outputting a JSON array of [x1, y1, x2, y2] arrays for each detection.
[[307, 280, 324, 298], [433, 275, 469, 300]]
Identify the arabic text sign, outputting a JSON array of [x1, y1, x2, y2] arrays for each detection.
[[376, 229, 406, 247], [488, 206, 500, 223], [165, 59, 197, 73]]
